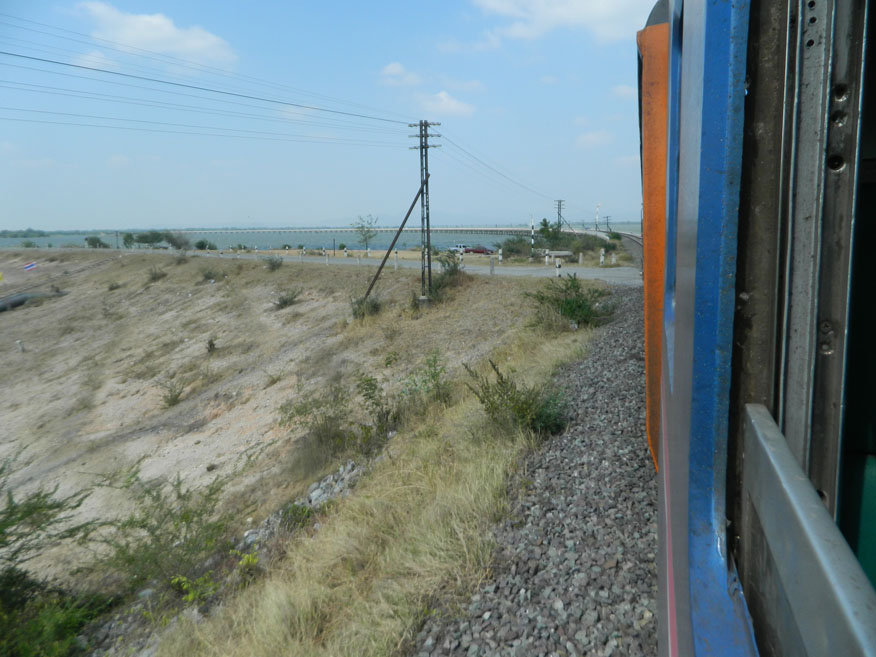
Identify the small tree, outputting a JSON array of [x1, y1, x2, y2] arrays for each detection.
[[163, 231, 191, 251], [352, 214, 379, 250], [84, 236, 109, 249], [135, 231, 164, 247], [537, 218, 564, 249], [122, 232, 135, 249]]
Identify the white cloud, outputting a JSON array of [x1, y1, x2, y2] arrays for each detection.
[[539, 75, 559, 85], [71, 49, 118, 70], [78, 2, 236, 67], [380, 62, 421, 86], [572, 116, 589, 127], [470, 0, 653, 45], [611, 84, 637, 99], [420, 91, 475, 117], [107, 154, 131, 167], [575, 130, 612, 148], [0, 141, 16, 154]]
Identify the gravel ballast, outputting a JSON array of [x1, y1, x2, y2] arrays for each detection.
[[411, 285, 657, 657]]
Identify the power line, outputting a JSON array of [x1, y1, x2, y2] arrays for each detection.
[[0, 115, 405, 147], [0, 80, 405, 135], [0, 50, 409, 125], [0, 12, 417, 122], [441, 133, 554, 200]]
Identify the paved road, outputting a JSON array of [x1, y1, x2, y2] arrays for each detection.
[[210, 251, 644, 286]]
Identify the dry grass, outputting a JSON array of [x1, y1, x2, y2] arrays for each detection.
[[157, 322, 591, 657], [0, 249, 602, 653]]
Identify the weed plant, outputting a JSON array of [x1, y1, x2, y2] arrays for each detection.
[[174, 254, 188, 265], [147, 267, 167, 283], [0, 458, 106, 656], [160, 380, 185, 407], [464, 360, 567, 436], [401, 350, 452, 406], [263, 256, 283, 272], [608, 231, 623, 241], [355, 373, 397, 454], [279, 385, 354, 455], [279, 503, 313, 531], [351, 295, 381, 320], [429, 252, 466, 302], [94, 468, 231, 591], [200, 268, 221, 283], [274, 289, 301, 310], [526, 274, 611, 329], [107, 281, 121, 291]]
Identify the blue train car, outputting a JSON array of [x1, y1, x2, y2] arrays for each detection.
[[638, 1, 876, 655]]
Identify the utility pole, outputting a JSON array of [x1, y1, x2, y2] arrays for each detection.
[[409, 120, 441, 296], [554, 199, 564, 232], [595, 203, 601, 231], [604, 215, 612, 232]]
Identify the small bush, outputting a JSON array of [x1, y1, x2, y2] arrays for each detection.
[[279, 385, 354, 455], [174, 253, 188, 265], [160, 380, 184, 407], [608, 231, 623, 241], [429, 252, 466, 302], [526, 274, 611, 329], [194, 240, 217, 251], [200, 268, 221, 282], [94, 468, 231, 591], [206, 337, 216, 354], [351, 295, 381, 319], [279, 503, 313, 531], [147, 267, 167, 283], [338, 243, 347, 250], [107, 281, 121, 291], [464, 360, 567, 436], [264, 256, 283, 272], [495, 236, 531, 257], [401, 350, 451, 405], [274, 289, 301, 310], [356, 373, 397, 450]]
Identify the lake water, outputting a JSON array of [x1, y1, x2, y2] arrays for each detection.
[[0, 223, 641, 252]]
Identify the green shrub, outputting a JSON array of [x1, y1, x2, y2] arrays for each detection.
[[193, 240, 217, 251], [429, 252, 466, 302], [608, 231, 623, 241], [200, 268, 221, 282], [107, 281, 121, 291], [401, 350, 451, 405], [274, 289, 301, 310], [263, 256, 283, 272], [495, 236, 531, 257], [351, 295, 381, 319], [338, 243, 347, 250], [279, 385, 354, 455], [464, 360, 567, 436], [147, 267, 167, 283], [174, 253, 188, 265], [94, 469, 231, 591], [0, 458, 104, 657], [279, 503, 313, 531], [356, 373, 397, 451], [160, 380, 184, 407], [526, 274, 611, 329]]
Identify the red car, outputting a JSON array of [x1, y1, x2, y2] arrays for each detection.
[[463, 245, 494, 254]]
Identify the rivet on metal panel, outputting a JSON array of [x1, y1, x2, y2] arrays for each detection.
[[827, 155, 845, 171]]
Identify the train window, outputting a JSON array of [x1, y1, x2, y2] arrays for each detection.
[[838, 3, 876, 588]]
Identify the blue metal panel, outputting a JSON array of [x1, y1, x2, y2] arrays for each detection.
[[660, 0, 760, 655]]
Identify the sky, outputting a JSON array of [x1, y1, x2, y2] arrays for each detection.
[[0, 1, 653, 231]]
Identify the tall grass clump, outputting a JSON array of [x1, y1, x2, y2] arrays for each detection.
[[401, 350, 452, 406], [526, 274, 611, 330], [274, 289, 301, 310], [464, 360, 567, 436], [351, 294, 381, 320], [279, 385, 354, 456], [263, 256, 283, 272], [147, 266, 167, 283], [94, 468, 231, 591]]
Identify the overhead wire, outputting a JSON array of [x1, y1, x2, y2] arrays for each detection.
[[0, 80, 406, 135], [0, 12, 418, 122], [0, 50, 410, 124]]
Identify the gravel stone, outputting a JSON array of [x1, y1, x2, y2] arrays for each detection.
[[409, 286, 657, 656]]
